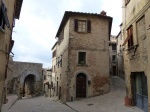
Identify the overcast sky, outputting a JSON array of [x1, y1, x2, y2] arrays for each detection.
[[12, 0, 122, 68]]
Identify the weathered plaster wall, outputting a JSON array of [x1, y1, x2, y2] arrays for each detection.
[[122, 0, 150, 111], [0, 0, 16, 109]]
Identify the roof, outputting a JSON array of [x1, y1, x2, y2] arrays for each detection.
[[15, 0, 23, 19], [55, 11, 113, 38]]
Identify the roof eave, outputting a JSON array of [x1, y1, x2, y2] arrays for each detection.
[[56, 11, 113, 38]]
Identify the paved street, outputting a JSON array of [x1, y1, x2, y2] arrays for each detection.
[[3, 76, 144, 112], [3, 96, 75, 112], [66, 76, 144, 112]]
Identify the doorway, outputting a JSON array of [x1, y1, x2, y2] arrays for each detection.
[[112, 66, 117, 76], [76, 73, 86, 98], [131, 72, 148, 112], [23, 74, 36, 97]]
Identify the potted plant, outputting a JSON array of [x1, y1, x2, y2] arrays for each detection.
[[124, 87, 132, 106]]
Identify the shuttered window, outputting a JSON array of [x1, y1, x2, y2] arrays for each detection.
[[122, 25, 133, 48], [0, 2, 10, 30], [127, 26, 133, 48], [52, 50, 56, 58], [74, 19, 91, 33]]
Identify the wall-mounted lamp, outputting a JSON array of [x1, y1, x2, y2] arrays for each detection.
[[88, 80, 91, 85]]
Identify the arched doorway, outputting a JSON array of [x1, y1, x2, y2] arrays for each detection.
[[76, 73, 86, 98], [23, 74, 36, 97]]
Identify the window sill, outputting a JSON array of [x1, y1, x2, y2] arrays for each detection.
[[127, 45, 138, 51], [127, 46, 134, 51], [126, 45, 138, 54], [0, 27, 5, 33], [77, 64, 88, 67], [77, 31, 88, 34], [112, 61, 117, 63]]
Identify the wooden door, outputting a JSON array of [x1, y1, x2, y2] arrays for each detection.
[[135, 73, 148, 112], [76, 73, 86, 98]]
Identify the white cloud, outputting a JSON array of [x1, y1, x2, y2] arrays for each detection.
[[101, 0, 122, 35], [12, 0, 122, 68]]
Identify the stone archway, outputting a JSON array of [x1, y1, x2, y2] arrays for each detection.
[[76, 73, 86, 98], [23, 74, 36, 97]]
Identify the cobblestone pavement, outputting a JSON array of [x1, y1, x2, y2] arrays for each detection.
[[3, 96, 75, 112], [66, 76, 144, 112]]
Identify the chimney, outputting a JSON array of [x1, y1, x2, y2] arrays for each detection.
[[100, 10, 107, 16]]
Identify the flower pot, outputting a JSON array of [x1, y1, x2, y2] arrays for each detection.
[[124, 96, 132, 106]]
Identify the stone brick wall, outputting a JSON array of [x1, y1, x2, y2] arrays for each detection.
[[51, 12, 112, 102], [7, 61, 43, 98]]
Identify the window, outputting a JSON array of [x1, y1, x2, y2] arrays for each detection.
[[44, 75, 46, 80], [52, 50, 56, 58], [127, 26, 133, 48], [57, 55, 62, 67], [78, 52, 86, 64], [74, 19, 91, 33], [54, 65, 55, 72], [112, 44, 116, 50], [112, 55, 116, 62], [122, 25, 133, 47], [0, 2, 10, 30], [78, 20, 86, 32], [125, 0, 130, 5], [58, 29, 64, 44]]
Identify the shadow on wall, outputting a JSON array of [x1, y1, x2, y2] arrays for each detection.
[[23, 74, 36, 97]]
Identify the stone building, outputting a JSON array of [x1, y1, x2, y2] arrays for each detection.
[[7, 60, 43, 98], [116, 23, 125, 80], [109, 35, 117, 76], [51, 42, 57, 98], [43, 68, 52, 97], [0, 0, 23, 110], [122, 0, 150, 111], [51, 11, 112, 103]]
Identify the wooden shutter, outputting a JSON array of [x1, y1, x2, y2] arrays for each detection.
[[2, 3, 10, 28], [74, 19, 78, 32], [87, 20, 91, 33]]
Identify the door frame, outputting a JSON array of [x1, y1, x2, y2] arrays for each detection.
[[131, 72, 148, 112], [76, 73, 87, 98]]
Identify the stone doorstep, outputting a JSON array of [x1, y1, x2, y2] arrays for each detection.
[[2, 95, 18, 111]]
